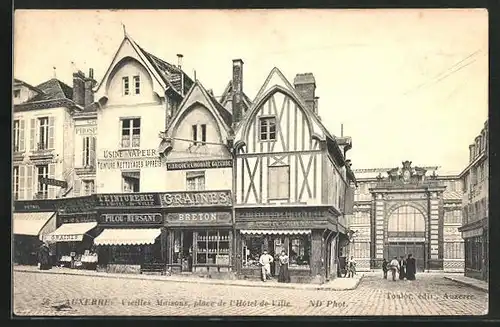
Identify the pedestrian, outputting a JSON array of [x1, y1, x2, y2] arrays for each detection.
[[382, 258, 388, 279], [277, 250, 291, 283], [37, 242, 51, 270], [406, 254, 417, 280], [259, 250, 274, 282], [348, 256, 357, 278], [399, 255, 406, 280], [389, 256, 399, 281]]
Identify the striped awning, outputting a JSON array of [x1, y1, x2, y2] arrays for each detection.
[[240, 230, 311, 235], [13, 212, 56, 239], [94, 228, 161, 246], [44, 222, 98, 243]]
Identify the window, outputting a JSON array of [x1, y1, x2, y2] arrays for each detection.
[[133, 75, 140, 94], [82, 180, 95, 195], [186, 171, 205, 191], [191, 124, 207, 145], [13, 120, 20, 152], [192, 125, 198, 145], [122, 171, 140, 193], [122, 77, 129, 95], [201, 124, 207, 145], [38, 117, 49, 150], [387, 205, 426, 237], [289, 235, 310, 267], [268, 166, 289, 200], [36, 164, 49, 199], [259, 117, 276, 141], [13, 166, 20, 200], [82, 136, 96, 167], [14, 89, 20, 98], [121, 118, 140, 148]]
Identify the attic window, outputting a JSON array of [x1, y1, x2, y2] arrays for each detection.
[[122, 77, 129, 95], [134, 75, 140, 95], [13, 89, 20, 98]]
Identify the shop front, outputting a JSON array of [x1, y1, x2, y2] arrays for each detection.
[[161, 190, 233, 276], [235, 208, 342, 284], [461, 219, 488, 281], [94, 193, 166, 274], [13, 200, 58, 266], [45, 195, 99, 270]]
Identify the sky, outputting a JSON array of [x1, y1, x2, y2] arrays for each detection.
[[13, 9, 488, 174]]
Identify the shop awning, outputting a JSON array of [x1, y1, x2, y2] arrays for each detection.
[[13, 212, 56, 239], [94, 228, 161, 246], [240, 230, 311, 235], [44, 222, 98, 243]]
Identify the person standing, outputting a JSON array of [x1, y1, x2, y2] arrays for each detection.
[[389, 256, 399, 281], [406, 254, 417, 280], [399, 255, 407, 280], [382, 258, 388, 279], [277, 250, 291, 283], [259, 250, 274, 282], [348, 256, 357, 278], [38, 242, 51, 270]]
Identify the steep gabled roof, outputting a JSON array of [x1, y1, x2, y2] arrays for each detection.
[[27, 79, 73, 102], [207, 91, 233, 127], [219, 80, 252, 113]]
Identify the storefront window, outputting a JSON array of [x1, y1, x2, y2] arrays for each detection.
[[242, 235, 264, 267], [289, 235, 310, 267], [195, 230, 230, 265]]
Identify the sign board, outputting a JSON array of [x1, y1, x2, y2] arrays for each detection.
[[236, 220, 329, 230], [58, 196, 95, 215], [166, 159, 232, 170], [462, 228, 483, 239], [98, 149, 163, 170], [100, 213, 163, 225], [160, 191, 232, 207], [165, 212, 232, 226], [39, 177, 68, 188], [236, 209, 329, 220], [96, 193, 160, 208], [75, 126, 97, 135], [60, 215, 96, 224], [14, 200, 58, 212], [46, 234, 83, 242]]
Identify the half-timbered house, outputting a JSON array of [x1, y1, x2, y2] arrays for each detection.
[[233, 68, 356, 283]]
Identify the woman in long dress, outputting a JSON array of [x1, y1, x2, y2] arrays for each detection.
[[278, 250, 291, 283]]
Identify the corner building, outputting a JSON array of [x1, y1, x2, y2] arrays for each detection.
[[233, 68, 356, 283]]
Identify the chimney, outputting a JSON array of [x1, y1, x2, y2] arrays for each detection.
[[83, 68, 97, 106], [314, 96, 319, 114], [177, 54, 183, 70], [293, 73, 316, 112], [232, 59, 244, 127], [72, 70, 86, 106]]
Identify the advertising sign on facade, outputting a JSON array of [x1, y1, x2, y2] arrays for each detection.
[[165, 212, 232, 226], [160, 191, 232, 207], [39, 177, 68, 188], [97, 148, 163, 170], [96, 193, 160, 207], [100, 213, 163, 225], [236, 220, 329, 230], [14, 200, 58, 212], [46, 234, 83, 242], [58, 196, 95, 215], [166, 159, 232, 171]]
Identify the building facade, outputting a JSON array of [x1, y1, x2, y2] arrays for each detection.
[[459, 120, 488, 281], [349, 162, 464, 272], [233, 68, 355, 283]]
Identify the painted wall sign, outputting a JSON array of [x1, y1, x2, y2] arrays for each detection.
[[60, 215, 96, 224], [98, 148, 163, 170], [100, 213, 163, 224], [462, 228, 483, 239], [75, 126, 97, 135], [160, 191, 232, 207], [165, 212, 232, 225], [58, 196, 95, 215], [14, 200, 58, 212], [236, 209, 329, 220], [236, 220, 328, 229], [166, 159, 232, 171], [46, 234, 82, 242], [39, 177, 68, 188], [96, 193, 160, 207]]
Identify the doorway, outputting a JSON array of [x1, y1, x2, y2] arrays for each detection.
[[386, 242, 425, 272]]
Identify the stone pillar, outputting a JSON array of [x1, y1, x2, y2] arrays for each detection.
[[429, 191, 440, 268], [374, 193, 385, 264]]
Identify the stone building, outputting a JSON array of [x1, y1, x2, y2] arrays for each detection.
[[459, 120, 488, 281], [349, 161, 463, 272]]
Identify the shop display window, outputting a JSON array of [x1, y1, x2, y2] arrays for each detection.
[[195, 230, 230, 265], [289, 235, 310, 267]]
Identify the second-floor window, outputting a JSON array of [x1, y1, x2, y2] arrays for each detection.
[[191, 124, 207, 145], [186, 171, 205, 191], [36, 164, 49, 199], [38, 117, 49, 150], [121, 118, 140, 148], [259, 117, 276, 141], [13, 166, 20, 200], [134, 75, 140, 94], [122, 171, 140, 193], [123, 76, 129, 95], [13, 120, 25, 152], [82, 136, 96, 167], [268, 165, 290, 200], [82, 180, 95, 195]]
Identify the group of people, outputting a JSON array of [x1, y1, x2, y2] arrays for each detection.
[[259, 250, 291, 283], [382, 254, 416, 281]]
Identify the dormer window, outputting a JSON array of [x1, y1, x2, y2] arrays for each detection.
[[13, 89, 20, 98], [134, 75, 140, 94], [122, 77, 130, 95], [191, 124, 207, 145]]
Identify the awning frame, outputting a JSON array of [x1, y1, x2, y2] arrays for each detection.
[[94, 228, 162, 246], [44, 222, 98, 243]]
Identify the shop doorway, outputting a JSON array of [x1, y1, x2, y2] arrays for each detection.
[[386, 242, 425, 272], [181, 231, 193, 272]]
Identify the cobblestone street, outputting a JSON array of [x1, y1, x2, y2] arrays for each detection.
[[13, 271, 487, 316]]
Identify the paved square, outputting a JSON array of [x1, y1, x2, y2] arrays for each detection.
[[13, 271, 487, 316]]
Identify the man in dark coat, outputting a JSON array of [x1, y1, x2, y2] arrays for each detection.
[[38, 242, 51, 270], [398, 255, 406, 280], [382, 258, 388, 279], [406, 254, 416, 280]]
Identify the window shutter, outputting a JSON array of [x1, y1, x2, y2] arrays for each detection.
[[278, 167, 289, 198], [344, 186, 355, 215], [26, 165, 33, 200], [19, 166, 25, 200], [19, 120, 25, 152], [73, 179, 81, 197], [48, 117, 55, 149], [268, 168, 278, 199], [82, 137, 87, 167], [90, 137, 96, 167], [29, 119, 35, 151], [48, 164, 55, 198]]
